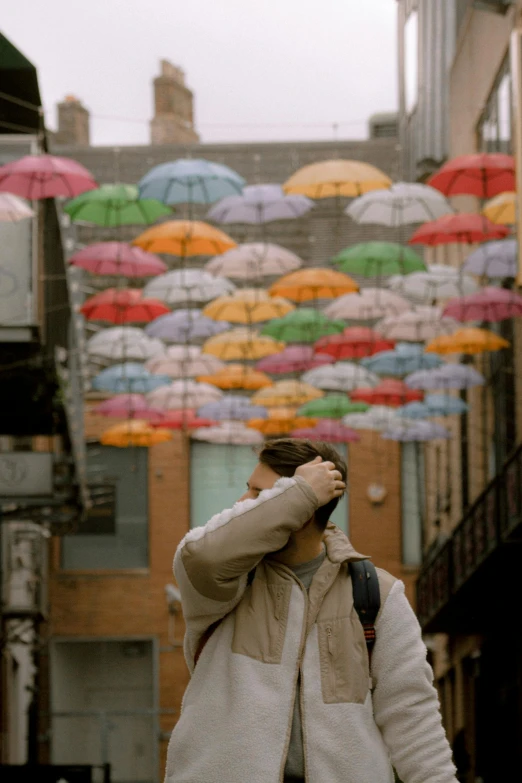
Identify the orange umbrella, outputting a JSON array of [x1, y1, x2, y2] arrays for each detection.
[[202, 328, 285, 360], [132, 220, 236, 256], [251, 379, 324, 407], [425, 327, 509, 355], [100, 419, 172, 447], [197, 364, 273, 390], [269, 268, 358, 302], [283, 159, 392, 198], [202, 288, 294, 323], [482, 191, 516, 225], [248, 407, 318, 435]]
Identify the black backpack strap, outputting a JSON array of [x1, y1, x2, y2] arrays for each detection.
[[247, 567, 256, 587], [349, 560, 381, 660]]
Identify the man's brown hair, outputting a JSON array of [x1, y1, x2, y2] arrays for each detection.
[[256, 438, 347, 530]]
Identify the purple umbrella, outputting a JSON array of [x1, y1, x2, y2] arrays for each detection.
[[207, 184, 314, 224], [197, 395, 268, 421], [381, 420, 451, 441], [405, 364, 485, 390], [442, 286, 522, 322], [463, 239, 517, 278], [291, 419, 360, 443], [145, 309, 230, 342], [256, 345, 333, 374]]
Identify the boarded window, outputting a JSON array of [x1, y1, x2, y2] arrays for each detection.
[[401, 442, 424, 565]]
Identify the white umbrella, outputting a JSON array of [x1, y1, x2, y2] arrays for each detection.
[[207, 184, 314, 224], [342, 405, 399, 431], [205, 243, 303, 280], [146, 346, 225, 378], [323, 288, 411, 321], [381, 420, 451, 441], [191, 420, 264, 445], [387, 265, 479, 304], [143, 269, 235, 305], [302, 362, 379, 392], [147, 380, 223, 410], [0, 193, 34, 222], [87, 327, 165, 362], [405, 364, 485, 390], [346, 183, 453, 226], [375, 307, 460, 342]]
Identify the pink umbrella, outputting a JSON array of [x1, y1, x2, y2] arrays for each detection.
[[69, 242, 167, 277], [0, 154, 97, 199], [291, 419, 360, 443], [256, 345, 333, 374], [93, 393, 166, 422], [442, 286, 522, 322], [150, 410, 217, 429]]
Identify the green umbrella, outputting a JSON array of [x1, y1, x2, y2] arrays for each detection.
[[261, 308, 344, 343], [64, 183, 172, 227], [297, 395, 370, 418], [332, 241, 426, 277]]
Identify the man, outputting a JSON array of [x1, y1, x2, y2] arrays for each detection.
[[165, 438, 458, 783]]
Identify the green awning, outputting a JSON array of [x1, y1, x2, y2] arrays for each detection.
[[0, 32, 42, 134]]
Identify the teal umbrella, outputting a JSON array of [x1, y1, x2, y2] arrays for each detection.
[[261, 308, 344, 343], [332, 241, 426, 277], [64, 183, 171, 226], [297, 395, 369, 419]]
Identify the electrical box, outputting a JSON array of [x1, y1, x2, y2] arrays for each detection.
[[1, 520, 48, 619]]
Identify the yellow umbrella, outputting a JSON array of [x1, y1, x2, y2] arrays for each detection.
[[202, 327, 285, 360], [248, 407, 318, 435], [425, 327, 509, 355], [132, 220, 237, 256], [202, 288, 294, 323], [197, 364, 274, 390], [269, 268, 358, 303], [283, 159, 392, 199], [251, 379, 324, 407], [482, 191, 516, 225], [100, 419, 172, 447]]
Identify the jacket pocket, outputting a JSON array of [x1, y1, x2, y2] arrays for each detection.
[[231, 580, 292, 663], [317, 614, 369, 704]]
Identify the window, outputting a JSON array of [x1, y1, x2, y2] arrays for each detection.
[[401, 442, 424, 566], [61, 445, 149, 569], [404, 11, 419, 115], [477, 56, 512, 153]]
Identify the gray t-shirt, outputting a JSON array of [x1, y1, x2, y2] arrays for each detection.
[[283, 546, 326, 783]]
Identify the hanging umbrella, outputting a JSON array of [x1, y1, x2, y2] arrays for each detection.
[[283, 159, 392, 198], [290, 420, 361, 443], [442, 287, 522, 322], [150, 410, 217, 430], [360, 342, 443, 376], [143, 270, 235, 306], [425, 327, 510, 355], [147, 380, 223, 410], [302, 362, 379, 392], [297, 395, 369, 419], [427, 153, 515, 198], [91, 363, 171, 394], [397, 394, 469, 417], [462, 239, 517, 278], [197, 395, 268, 421], [93, 394, 166, 422], [324, 288, 411, 321], [203, 288, 294, 323], [80, 289, 170, 324], [205, 243, 303, 280], [145, 309, 230, 342], [191, 421, 264, 445], [342, 405, 399, 431], [314, 327, 395, 360], [133, 220, 237, 256], [346, 182, 453, 226], [332, 242, 425, 277], [261, 309, 344, 343], [396, 402, 432, 420], [387, 264, 479, 303], [251, 380, 323, 407], [137, 158, 245, 204], [207, 184, 314, 224], [69, 242, 167, 277], [269, 269, 358, 302], [381, 420, 451, 442], [482, 191, 516, 225], [202, 328, 284, 360], [0, 154, 97, 199], [374, 307, 459, 342], [64, 183, 171, 226], [247, 407, 317, 435], [351, 379, 423, 407], [0, 193, 34, 222], [197, 364, 273, 390], [146, 346, 225, 378], [409, 214, 509, 245], [256, 345, 333, 374], [87, 327, 165, 362], [405, 364, 485, 390], [101, 419, 172, 447]]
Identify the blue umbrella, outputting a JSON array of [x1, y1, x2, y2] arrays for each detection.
[[397, 402, 432, 419], [424, 394, 469, 416], [382, 420, 451, 442], [405, 364, 485, 390], [91, 362, 171, 394], [145, 309, 230, 342], [138, 159, 245, 205], [361, 342, 443, 376], [198, 395, 267, 421]]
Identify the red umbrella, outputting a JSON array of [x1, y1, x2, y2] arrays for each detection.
[[314, 327, 395, 360], [80, 288, 169, 324], [427, 153, 515, 198], [151, 409, 217, 429], [0, 154, 97, 199], [409, 213, 509, 246], [351, 379, 423, 407], [69, 242, 167, 277]]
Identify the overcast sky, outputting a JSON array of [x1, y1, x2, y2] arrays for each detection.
[[3, 0, 398, 146]]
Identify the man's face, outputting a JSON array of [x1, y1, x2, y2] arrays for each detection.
[[238, 461, 281, 502]]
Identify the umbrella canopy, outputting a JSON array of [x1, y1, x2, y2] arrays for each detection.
[[290, 420, 361, 443], [346, 182, 453, 226], [297, 395, 369, 419], [80, 289, 170, 324], [100, 419, 172, 447], [382, 420, 451, 442], [342, 405, 399, 431], [92, 394, 166, 422], [146, 346, 225, 378], [69, 242, 167, 277], [248, 407, 317, 435], [351, 379, 423, 407], [425, 327, 510, 355], [137, 158, 245, 205], [256, 345, 333, 374], [143, 269, 235, 305], [387, 264, 479, 303], [145, 309, 230, 342], [207, 184, 314, 224], [133, 220, 237, 256], [64, 183, 171, 226], [270, 268, 358, 302], [375, 307, 459, 342], [202, 288, 294, 324], [324, 288, 411, 321], [361, 342, 443, 376], [427, 153, 515, 198], [302, 362, 379, 392], [397, 395, 469, 418], [0, 154, 97, 199], [251, 380, 323, 408], [409, 213, 509, 245], [191, 421, 264, 445], [315, 327, 395, 360], [482, 191, 516, 225], [206, 242, 303, 280], [197, 395, 268, 421], [405, 364, 485, 390], [197, 364, 273, 391], [283, 159, 392, 198], [0, 193, 34, 222], [147, 380, 223, 410], [150, 410, 217, 430], [332, 242, 425, 277], [202, 328, 285, 360], [261, 308, 344, 343], [442, 286, 522, 322], [87, 327, 165, 362], [91, 362, 171, 394], [462, 239, 517, 278]]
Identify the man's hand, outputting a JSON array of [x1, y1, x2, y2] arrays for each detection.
[[295, 456, 346, 507]]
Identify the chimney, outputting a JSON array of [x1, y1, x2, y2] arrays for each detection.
[[55, 95, 90, 146], [150, 60, 199, 145]]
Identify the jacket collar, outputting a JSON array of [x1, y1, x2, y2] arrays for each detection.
[[322, 521, 369, 564]]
